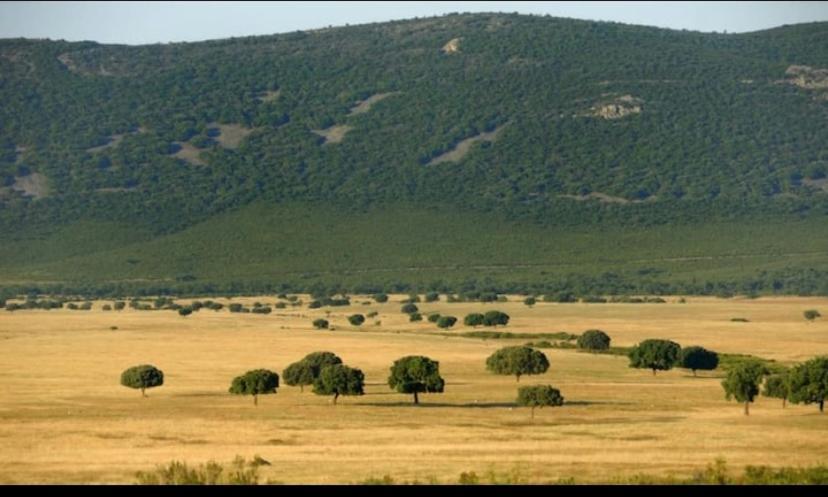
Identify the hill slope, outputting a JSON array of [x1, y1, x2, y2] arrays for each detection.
[[1, 13, 827, 295]]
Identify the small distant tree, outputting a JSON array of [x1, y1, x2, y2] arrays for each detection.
[[486, 346, 549, 382], [788, 356, 828, 413], [628, 339, 681, 375], [576, 329, 611, 351], [113, 301, 126, 311], [427, 313, 441, 323], [524, 297, 536, 307], [228, 303, 244, 313], [121, 365, 164, 397], [387, 356, 445, 404], [309, 300, 322, 309], [409, 312, 423, 322], [229, 369, 279, 406], [763, 372, 790, 408], [678, 346, 719, 376], [516, 385, 564, 419], [721, 361, 768, 415], [313, 364, 365, 405], [401, 303, 418, 314], [424, 292, 440, 302], [804, 310, 821, 321], [373, 293, 388, 303], [436, 316, 457, 328], [102, 304, 112, 311], [463, 313, 484, 327], [482, 311, 510, 327], [348, 314, 365, 326], [178, 307, 193, 317], [312, 318, 329, 329]]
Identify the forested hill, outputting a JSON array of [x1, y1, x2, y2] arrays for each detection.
[[1, 13, 828, 296]]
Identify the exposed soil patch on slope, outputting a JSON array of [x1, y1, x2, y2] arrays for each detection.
[[170, 142, 207, 166], [348, 92, 400, 116], [427, 125, 506, 165], [257, 90, 281, 102], [588, 94, 644, 120], [559, 192, 657, 204], [785, 65, 828, 91], [442, 38, 461, 54], [207, 123, 255, 149], [312, 125, 353, 144], [10, 172, 49, 199], [803, 177, 828, 193]]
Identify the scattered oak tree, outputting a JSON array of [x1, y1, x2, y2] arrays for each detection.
[[348, 314, 365, 326], [387, 356, 445, 405], [121, 364, 164, 397], [283, 351, 343, 392], [763, 372, 790, 408], [436, 316, 457, 329], [401, 303, 419, 314], [628, 339, 681, 375], [804, 310, 821, 322], [312, 318, 329, 329], [788, 356, 828, 413], [523, 297, 536, 307], [313, 364, 365, 405], [373, 293, 388, 303], [721, 360, 768, 415], [427, 313, 441, 323], [229, 369, 279, 406], [679, 346, 719, 376], [516, 385, 564, 419], [409, 312, 423, 322], [482, 311, 510, 327], [463, 313, 485, 327], [576, 329, 611, 351], [486, 346, 550, 382], [424, 292, 440, 302]]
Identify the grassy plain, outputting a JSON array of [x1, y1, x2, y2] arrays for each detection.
[[0, 296, 826, 484]]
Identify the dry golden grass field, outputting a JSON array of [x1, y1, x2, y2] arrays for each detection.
[[0, 296, 826, 484]]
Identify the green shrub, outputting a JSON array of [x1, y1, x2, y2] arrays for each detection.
[[576, 329, 611, 351]]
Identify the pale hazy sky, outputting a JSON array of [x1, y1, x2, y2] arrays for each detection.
[[1, 1, 827, 45]]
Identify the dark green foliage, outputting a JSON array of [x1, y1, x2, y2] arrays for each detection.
[[401, 303, 419, 314], [548, 293, 578, 303], [482, 311, 510, 327], [308, 300, 322, 309], [679, 346, 719, 375], [312, 318, 329, 329], [102, 304, 112, 311], [312, 364, 365, 404], [486, 346, 550, 382], [228, 369, 279, 405], [730, 317, 749, 322], [763, 372, 790, 408], [283, 351, 342, 392], [251, 306, 271, 314], [464, 313, 485, 327], [804, 309, 821, 321], [576, 329, 611, 351], [722, 360, 769, 415], [787, 356, 828, 412], [436, 316, 457, 328], [348, 314, 365, 326], [460, 331, 577, 341], [228, 303, 244, 313], [387, 355, 445, 404], [628, 339, 681, 375], [427, 313, 441, 323], [178, 307, 192, 316], [121, 364, 164, 397], [523, 297, 536, 307], [373, 293, 388, 303], [424, 292, 440, 302], [409, 312, 422, 322], [516, 385, 564, 418]]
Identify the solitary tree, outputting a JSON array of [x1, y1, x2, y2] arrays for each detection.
[[463, 313, 485, 327], [788, 356, 828, 413], [482, 311, 510, 326], [373, 293, 388, 303], [121, 365, 164, 397], [401, 303, 419, 314], [427, 313, 441, 323], [409, 312, 423, 322], [229, 369, 279, 406], [348, 314, 365, 326], [721, 361, 768, 415], [516, 385, 564, 419], [628, 339, 681, 375], [313, 364, 365, 405], [178, 307, 193, 317], [486, 346, 550, 382], [679, 346, 719, 376], [436, 316, 457, 328], [576, 329, 611, 351], [524, 297, 536, 307], [312, 318, 329, 329], [388, 356, 445, 404], [763, 372, 790, 408], [804, 310, 821, 322]]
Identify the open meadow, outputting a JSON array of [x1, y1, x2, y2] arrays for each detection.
[[0, 295, 826, 484]]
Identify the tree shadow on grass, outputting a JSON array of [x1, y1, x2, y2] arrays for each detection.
[[358, 401, 517, 408], [564, 400, 636, 406]]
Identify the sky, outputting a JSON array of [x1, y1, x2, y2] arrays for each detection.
[[1, 1, 827, 45]]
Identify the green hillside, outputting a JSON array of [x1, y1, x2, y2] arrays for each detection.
[[1, 13, 827, 296]]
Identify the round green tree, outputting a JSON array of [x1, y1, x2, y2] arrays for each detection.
[[721, 360, 768, 415], [409, 312, 423, 322], [401, 303, 419, 314], [576, 329, 611, 351], [524, 297, 537, 307], [482, 311, 510, 327], [229, 369, 279, 406], [283, 351, 343, 392], [312, 318, 329, 329], [313, 364, 365, 405], [121, 364, 164, 397], [804, 309, 821, 321], [387, 356, 445, 404], [463, 313, 484, 327], [628, 339, 681, 375], [679, 346, 719, 376], [348, 314, 365, 326], [517, 385, 564, 419], [437, 316, 457, 329], [486, 346, 550, 382], [763, 372, 790, 408], [373, 293, 388, 303], [788, 356, 828, 413]]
